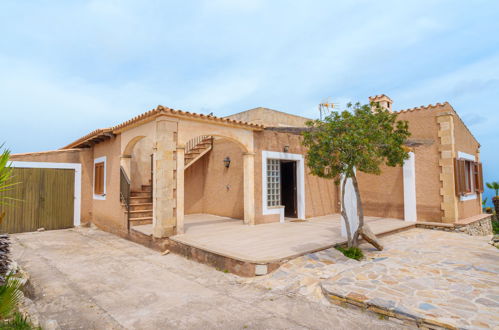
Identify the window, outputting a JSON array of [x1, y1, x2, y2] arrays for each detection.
[[267, 159, 281, 207], [454, 158, 483, 196], [93, 156, 107, 199]]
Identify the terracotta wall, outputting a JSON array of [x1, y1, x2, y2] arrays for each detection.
[[356, 165, 404, 219], [357, 108, 446, 222], [184, 138, 245, 219], [10, 149, 94, 224], [453, 115, 482, 220], [399, 109, 445, 221], [91, 135, 127, 234], [253, 130, 338, 224]]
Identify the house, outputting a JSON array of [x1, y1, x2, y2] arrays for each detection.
[[9, 95, 484, 242]]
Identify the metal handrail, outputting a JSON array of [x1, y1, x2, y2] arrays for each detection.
[[120, 166, 131, 230]]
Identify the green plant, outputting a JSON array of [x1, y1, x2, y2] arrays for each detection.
[[0, 275, 22, 319], [303, 102, 410, 247], [486, 182, 499, 196], [0, 144, 18, 226], [0, 312, 37, 330], [336, 246, 364, 260], [492, 219, 499, 235]]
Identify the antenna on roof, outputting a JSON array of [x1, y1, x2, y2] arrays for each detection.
[[318, 97, 337, 120]]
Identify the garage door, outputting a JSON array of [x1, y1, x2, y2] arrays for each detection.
[[0, 167, 76, 233]]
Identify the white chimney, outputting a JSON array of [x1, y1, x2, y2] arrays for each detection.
[[369, 94, 393, 112]]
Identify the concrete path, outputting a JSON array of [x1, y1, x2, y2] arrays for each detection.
[[11, 227, 407, 329], [167, 213, 413, 263]]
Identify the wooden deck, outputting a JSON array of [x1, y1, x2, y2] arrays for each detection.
[[144, 213, 414, 264]]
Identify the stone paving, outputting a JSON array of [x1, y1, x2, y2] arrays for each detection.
[[246, 228, 499, 329]]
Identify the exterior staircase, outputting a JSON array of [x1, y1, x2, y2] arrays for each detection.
[[124, 136, 212, 230], [128, 185, 152, 226], [184, 136, 213, 169]]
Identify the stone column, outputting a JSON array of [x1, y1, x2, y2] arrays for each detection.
[[403, 151, 417, 222], [176, 146, 185, 234], [243, 152, 255, 225], [437, 113, 458, 223], [153, 118, 177, 238]]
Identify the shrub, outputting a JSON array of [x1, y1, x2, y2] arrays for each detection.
[[336, 246, 364, 260]]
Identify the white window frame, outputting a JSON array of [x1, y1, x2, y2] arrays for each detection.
[[10, 161, 82, 226], [457, 151, 477, 201], [93, 156, 107, 200], [262, 151, 305, 220]]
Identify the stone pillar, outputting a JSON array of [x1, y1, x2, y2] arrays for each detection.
[[153, 118, 177, 238], [176, 146, 185, 234], [403, 151, 417, 222], [243, 152, 255, 225], [437, 113, 458, 223]]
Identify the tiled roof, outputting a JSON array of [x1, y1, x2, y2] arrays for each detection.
[[62, 105, 264, 149]]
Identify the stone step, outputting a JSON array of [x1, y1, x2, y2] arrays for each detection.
[[141, 185, 152, 192], [128, 210, 153, 218], [129, 203, 152, 211], [130, 196, 151, 204], [131, 191, 151, 198]]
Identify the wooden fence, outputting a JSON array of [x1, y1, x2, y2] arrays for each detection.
[[0, 168, 75, 233]]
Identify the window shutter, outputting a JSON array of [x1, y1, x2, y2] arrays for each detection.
[[94, 162, 104, 195], [475, 162, 484, 193], [454, 158, 465, 196]]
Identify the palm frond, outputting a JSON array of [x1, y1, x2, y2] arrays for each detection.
[[0, 275, 23, 318]]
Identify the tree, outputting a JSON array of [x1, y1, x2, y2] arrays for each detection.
[[302, 102, 411, 248], [486, 182, 499, 197], [486, 181, 499, 216]]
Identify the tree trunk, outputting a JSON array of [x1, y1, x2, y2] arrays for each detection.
[[350, 173, 364, 246], [493, 196, 499, 218], [341, 174, 352, 247]]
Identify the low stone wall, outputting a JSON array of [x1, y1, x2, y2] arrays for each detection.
[[455, 216, 493, 236], [416, 215, 493, 236]]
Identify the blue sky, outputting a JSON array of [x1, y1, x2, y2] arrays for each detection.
[[1, 1, 498, 204]]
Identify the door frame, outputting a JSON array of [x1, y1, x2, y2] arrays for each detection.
[[261, 151, 305, 220], [10, 161, 82, 226], [280, 160, 298, 217]]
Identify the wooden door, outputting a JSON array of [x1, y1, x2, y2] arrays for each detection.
[[0, 168, 75, 233]]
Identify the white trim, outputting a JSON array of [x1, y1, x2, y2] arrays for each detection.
[[93, 156, 107, 200], [10, 161, 81, 226], [457, 151, 477, 201], [403, 152, 417, 222], [457, 151, 475, 161], [460, 193, 477, 201], [261, 151, 305, 220]]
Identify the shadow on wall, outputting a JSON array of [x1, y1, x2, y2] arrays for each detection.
[[184, 138, 244, 219]]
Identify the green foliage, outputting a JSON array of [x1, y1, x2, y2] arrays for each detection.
[[302, 102, 411, 247], [0, 312, 38, 330], [336, 246, 364, 260], [492, 219, 499, 235], [0, 276, 23, 319], [302, 102, 411, 181], [0, 144, 19, 226], [486, 182, 499, 196]]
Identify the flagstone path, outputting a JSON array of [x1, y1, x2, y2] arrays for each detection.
[[245, 228, 499, 329]]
